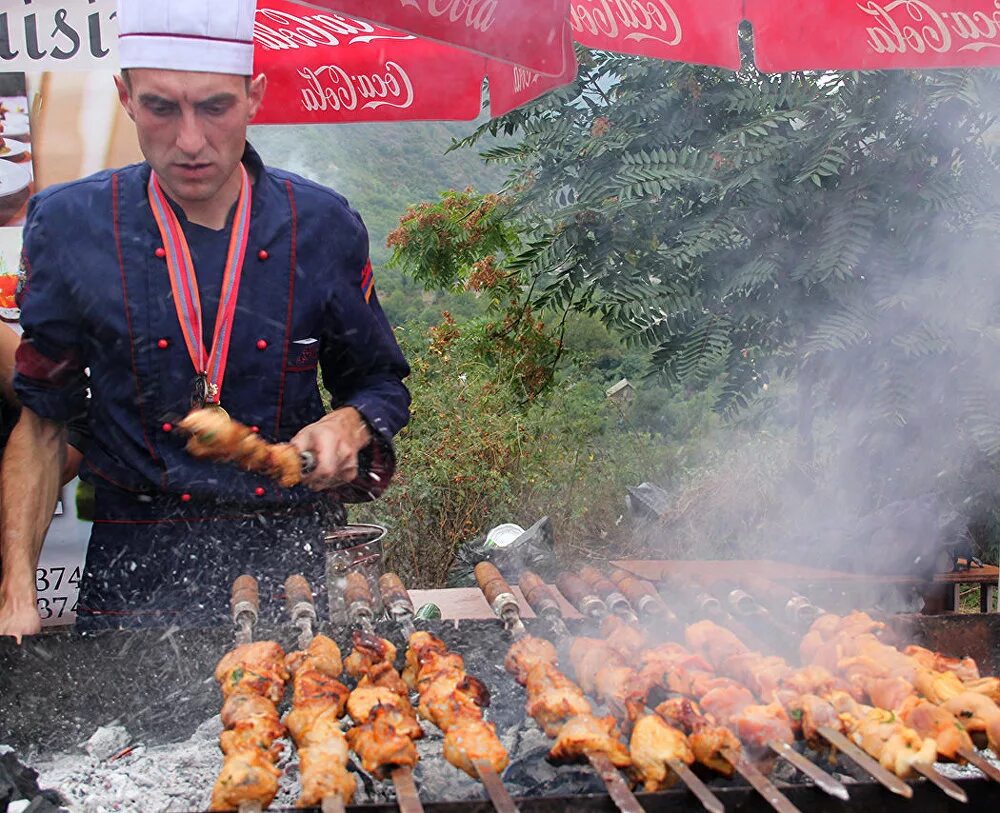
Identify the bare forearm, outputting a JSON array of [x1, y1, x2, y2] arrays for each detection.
[[0, 410, 66, 606]]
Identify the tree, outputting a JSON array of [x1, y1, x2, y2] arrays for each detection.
[[459, 53, 1000, 516]]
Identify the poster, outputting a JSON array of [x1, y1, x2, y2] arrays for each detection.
[[0, 73, 35, 229], [0, 0, 119, 73]]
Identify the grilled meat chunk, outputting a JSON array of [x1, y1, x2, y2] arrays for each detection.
[[549, 713, 631, 767], [629, 713, 694, 792], [505, 635, 558, 684], [443, 717, 510, 779], [209, 750, 281, 811], [215, 641, 288, 702]]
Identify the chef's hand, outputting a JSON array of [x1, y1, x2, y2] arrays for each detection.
[[0, 590, 42, 644], [291, 407, 372, 491]]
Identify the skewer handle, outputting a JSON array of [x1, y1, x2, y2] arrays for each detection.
[[519, 570, 562, 618], [579, 566, 636, 618], [475, 562, 516, 609], [345, 570, 373, 607], [230, 574, 259, 625], [378, 572, 414, 614], [475, 562, 524, 635], [284, 574, 315, 614], [555, 572, 607, 618], [740, 575, 823, 626], [609, 568, 666, 616]]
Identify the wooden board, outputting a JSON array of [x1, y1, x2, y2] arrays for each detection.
[[407, 586, 583, 621]]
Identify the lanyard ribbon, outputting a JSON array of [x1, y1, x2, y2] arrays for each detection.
[[147, 166, 252, 406]]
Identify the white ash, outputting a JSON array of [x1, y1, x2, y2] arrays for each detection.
[[29, 717, 299, 813]]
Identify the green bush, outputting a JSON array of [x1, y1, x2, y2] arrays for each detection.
[[352, 319, 675, 586]]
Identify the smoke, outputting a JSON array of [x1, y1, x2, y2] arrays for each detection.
[[636, 89, 1000, 605]]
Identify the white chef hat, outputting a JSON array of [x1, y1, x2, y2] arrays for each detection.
[[118, 0, 258, 76]]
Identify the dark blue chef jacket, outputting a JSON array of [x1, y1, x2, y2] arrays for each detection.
[[12, 144, 411, 630]]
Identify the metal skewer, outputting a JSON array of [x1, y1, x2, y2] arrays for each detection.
[[283, 575, 348, 813], [229, 575, 266, 813], [666, 759, 726, 813], [475, 563, 643, 813], [957, 746, 1000, 784], [586, 752, 644, 813], [767, 740, 849, 800], [384, 570, 520, 813], [912, 762, 969, 802], [816, 725, 913, 797], [721, 747, 801, 813], [474, 759, 521, 813]]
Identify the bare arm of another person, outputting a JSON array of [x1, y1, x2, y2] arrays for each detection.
[[0, 408, 66, 642], [0, 323, 20, 404], [0, 323, 81, 485]]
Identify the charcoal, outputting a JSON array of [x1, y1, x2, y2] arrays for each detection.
[[0, 752, 63, 812]]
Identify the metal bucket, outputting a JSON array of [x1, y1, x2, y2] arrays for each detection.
[[323, 523, 386, 625]]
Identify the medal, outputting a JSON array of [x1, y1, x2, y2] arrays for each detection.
[[148, 165, 252, 417]]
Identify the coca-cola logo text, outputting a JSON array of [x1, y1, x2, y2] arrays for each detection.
[[512, 66, 542, 94], [859, 0, 1000, 55], [398, 0, 498, 33], [255, 8, 413, 50], [569, 0, 682, 47], [298, 62, 415, 113]]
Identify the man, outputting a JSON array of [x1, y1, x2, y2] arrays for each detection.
[[0, 0, 410, 640]]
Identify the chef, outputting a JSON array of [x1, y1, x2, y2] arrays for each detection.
[[0, 0, 410, 639]]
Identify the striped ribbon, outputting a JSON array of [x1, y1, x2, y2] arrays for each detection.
[[147, 166, 252, 407]]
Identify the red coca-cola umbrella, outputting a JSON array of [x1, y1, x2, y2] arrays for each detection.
[[255, 0, 1000, 124]]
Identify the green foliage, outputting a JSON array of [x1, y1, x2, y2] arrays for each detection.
[[386, 189, 520, 292], [248, 120, 509, 326], [352, 318, 674, 585], [458, 57, 1000, 514]]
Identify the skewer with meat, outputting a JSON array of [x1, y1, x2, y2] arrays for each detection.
[[682, 619, 981, 798], [505, 635, 632, 768], [799, 612, 1000, 758], [405, 631, 510, 780], [343, 630, 423, 779], [283, 633, 355, 807], [210, 640, 289, 811], [178, 407, 304, 487]]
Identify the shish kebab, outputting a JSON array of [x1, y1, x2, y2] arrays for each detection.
[[593, 570, 906, 795], [524, 572, 797, 813], [519, 571, 727, 813], [593, 570, 961, 798], [210, 576, 287, 812], [337, 571, 426, 813], [377, 573, 520, 813], [281, 575, 355, 812], [572, 571, 976, 801], [798, 611, 1000, 781], [682, 618, 977, 800], [474, 563, 645, 813]]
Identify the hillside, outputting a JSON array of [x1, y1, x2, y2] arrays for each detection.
[[248, 121, 508, 325]]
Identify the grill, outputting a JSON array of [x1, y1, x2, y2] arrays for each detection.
[[2, 606, 999, 813]]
